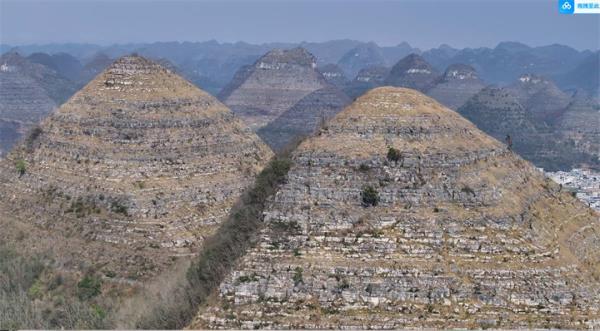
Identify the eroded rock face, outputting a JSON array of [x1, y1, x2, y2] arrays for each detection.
[[427, 63, 485, 110], [385, 54, 440, 92], [257, 87, 351, 153], [194, 87, 600, 329], [0, 55, 273, 279], [219, 47, 330, 130]]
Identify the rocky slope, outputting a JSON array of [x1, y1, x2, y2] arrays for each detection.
[[426, 63, 486, 110], [219, 47, 331, 130], [0, 55, 273, 280], [193, 87, 600, 329], [385, 54, 440, 92], [257, 87, 351, 153], [556, 93, 600, 159]]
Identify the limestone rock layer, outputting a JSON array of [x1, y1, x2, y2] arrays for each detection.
[[0, 55, 273, 279], [194, 87, 600, 329]]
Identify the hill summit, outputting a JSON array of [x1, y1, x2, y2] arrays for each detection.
[[194, 87, 600, 329], [0, 55, 273, 279], [218, 47, 332, 130]]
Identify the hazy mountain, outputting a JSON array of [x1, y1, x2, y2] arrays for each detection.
[[426, 63, 486, 109], [385, 53, 440, 92], [219, 47, 331, 130]]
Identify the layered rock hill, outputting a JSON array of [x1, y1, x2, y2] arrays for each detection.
[[0, 53, 62, 157], [556, 93, 600, 159], [344, 65, 390, 99], [0, 51, 77, 104], [458, 87, 597, 171], [337, 42, 386, 79], [317, 64, 349, 89], [257, 87, 351, 153], [385, 53, 440, 92], [194, 87, 600, 329], [218, 47, 331, 130], [508, 74, 572, 124], [426, 63, 486, 110], [0, 55, 273, 279]]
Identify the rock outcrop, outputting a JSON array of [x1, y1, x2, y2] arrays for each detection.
[[426, 63, 486, 110], [194, 87, 600, 329], [219, 47, 330, 130], [257, 87, 351, 153], [385, 54, 440, 92], [0, 55, 273, 279]]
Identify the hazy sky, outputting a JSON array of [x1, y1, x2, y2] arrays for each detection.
[[1, 0, 599, 50]]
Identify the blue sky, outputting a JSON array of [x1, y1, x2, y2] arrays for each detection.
[[0, 0, 598, 50]]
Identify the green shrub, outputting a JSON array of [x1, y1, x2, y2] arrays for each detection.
[[386, 147, 401, 164], [293, 267, 303, 286], [77, 275, 102, 300], [15, 159, 26, 176], [361, 185, 380, 207]]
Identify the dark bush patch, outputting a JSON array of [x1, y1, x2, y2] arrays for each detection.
[[361, 185, 380, 207], [77, 275, 102, 300]]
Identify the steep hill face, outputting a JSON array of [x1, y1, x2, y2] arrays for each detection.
[[385, 54, 440, 92], [28, 52, 83, 82], [219, 47, 330, 130], [344, 65, 389, 99], [426, 63, 486, 110], [0, 52, 77, 104], [317, 64, 349, 89], [458, 87, 598, 171], [556, 93, 600, 159], [0, 53, 60, 157], [257, 87, 351, 152], [194, 87, 600, 329], [507, 74, 572, 123], [337, 42, 386, 79], [0, 55, 273, 279]]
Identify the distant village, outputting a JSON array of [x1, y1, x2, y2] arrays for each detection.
[[546, 168, 600, 212]]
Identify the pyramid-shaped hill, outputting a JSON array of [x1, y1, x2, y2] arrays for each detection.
[[257, 86, 351, 153], [218, 47, 332, 130], [385, 53, 440, 92], [426, 63, 486, 110], [0, 55, 273, 279], [194, 87, 600, 329]]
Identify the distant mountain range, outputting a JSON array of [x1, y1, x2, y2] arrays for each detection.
[[2, 40, 597, 96]]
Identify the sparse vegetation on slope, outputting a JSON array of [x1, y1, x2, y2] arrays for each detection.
[[130, 155, 292, 329]]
